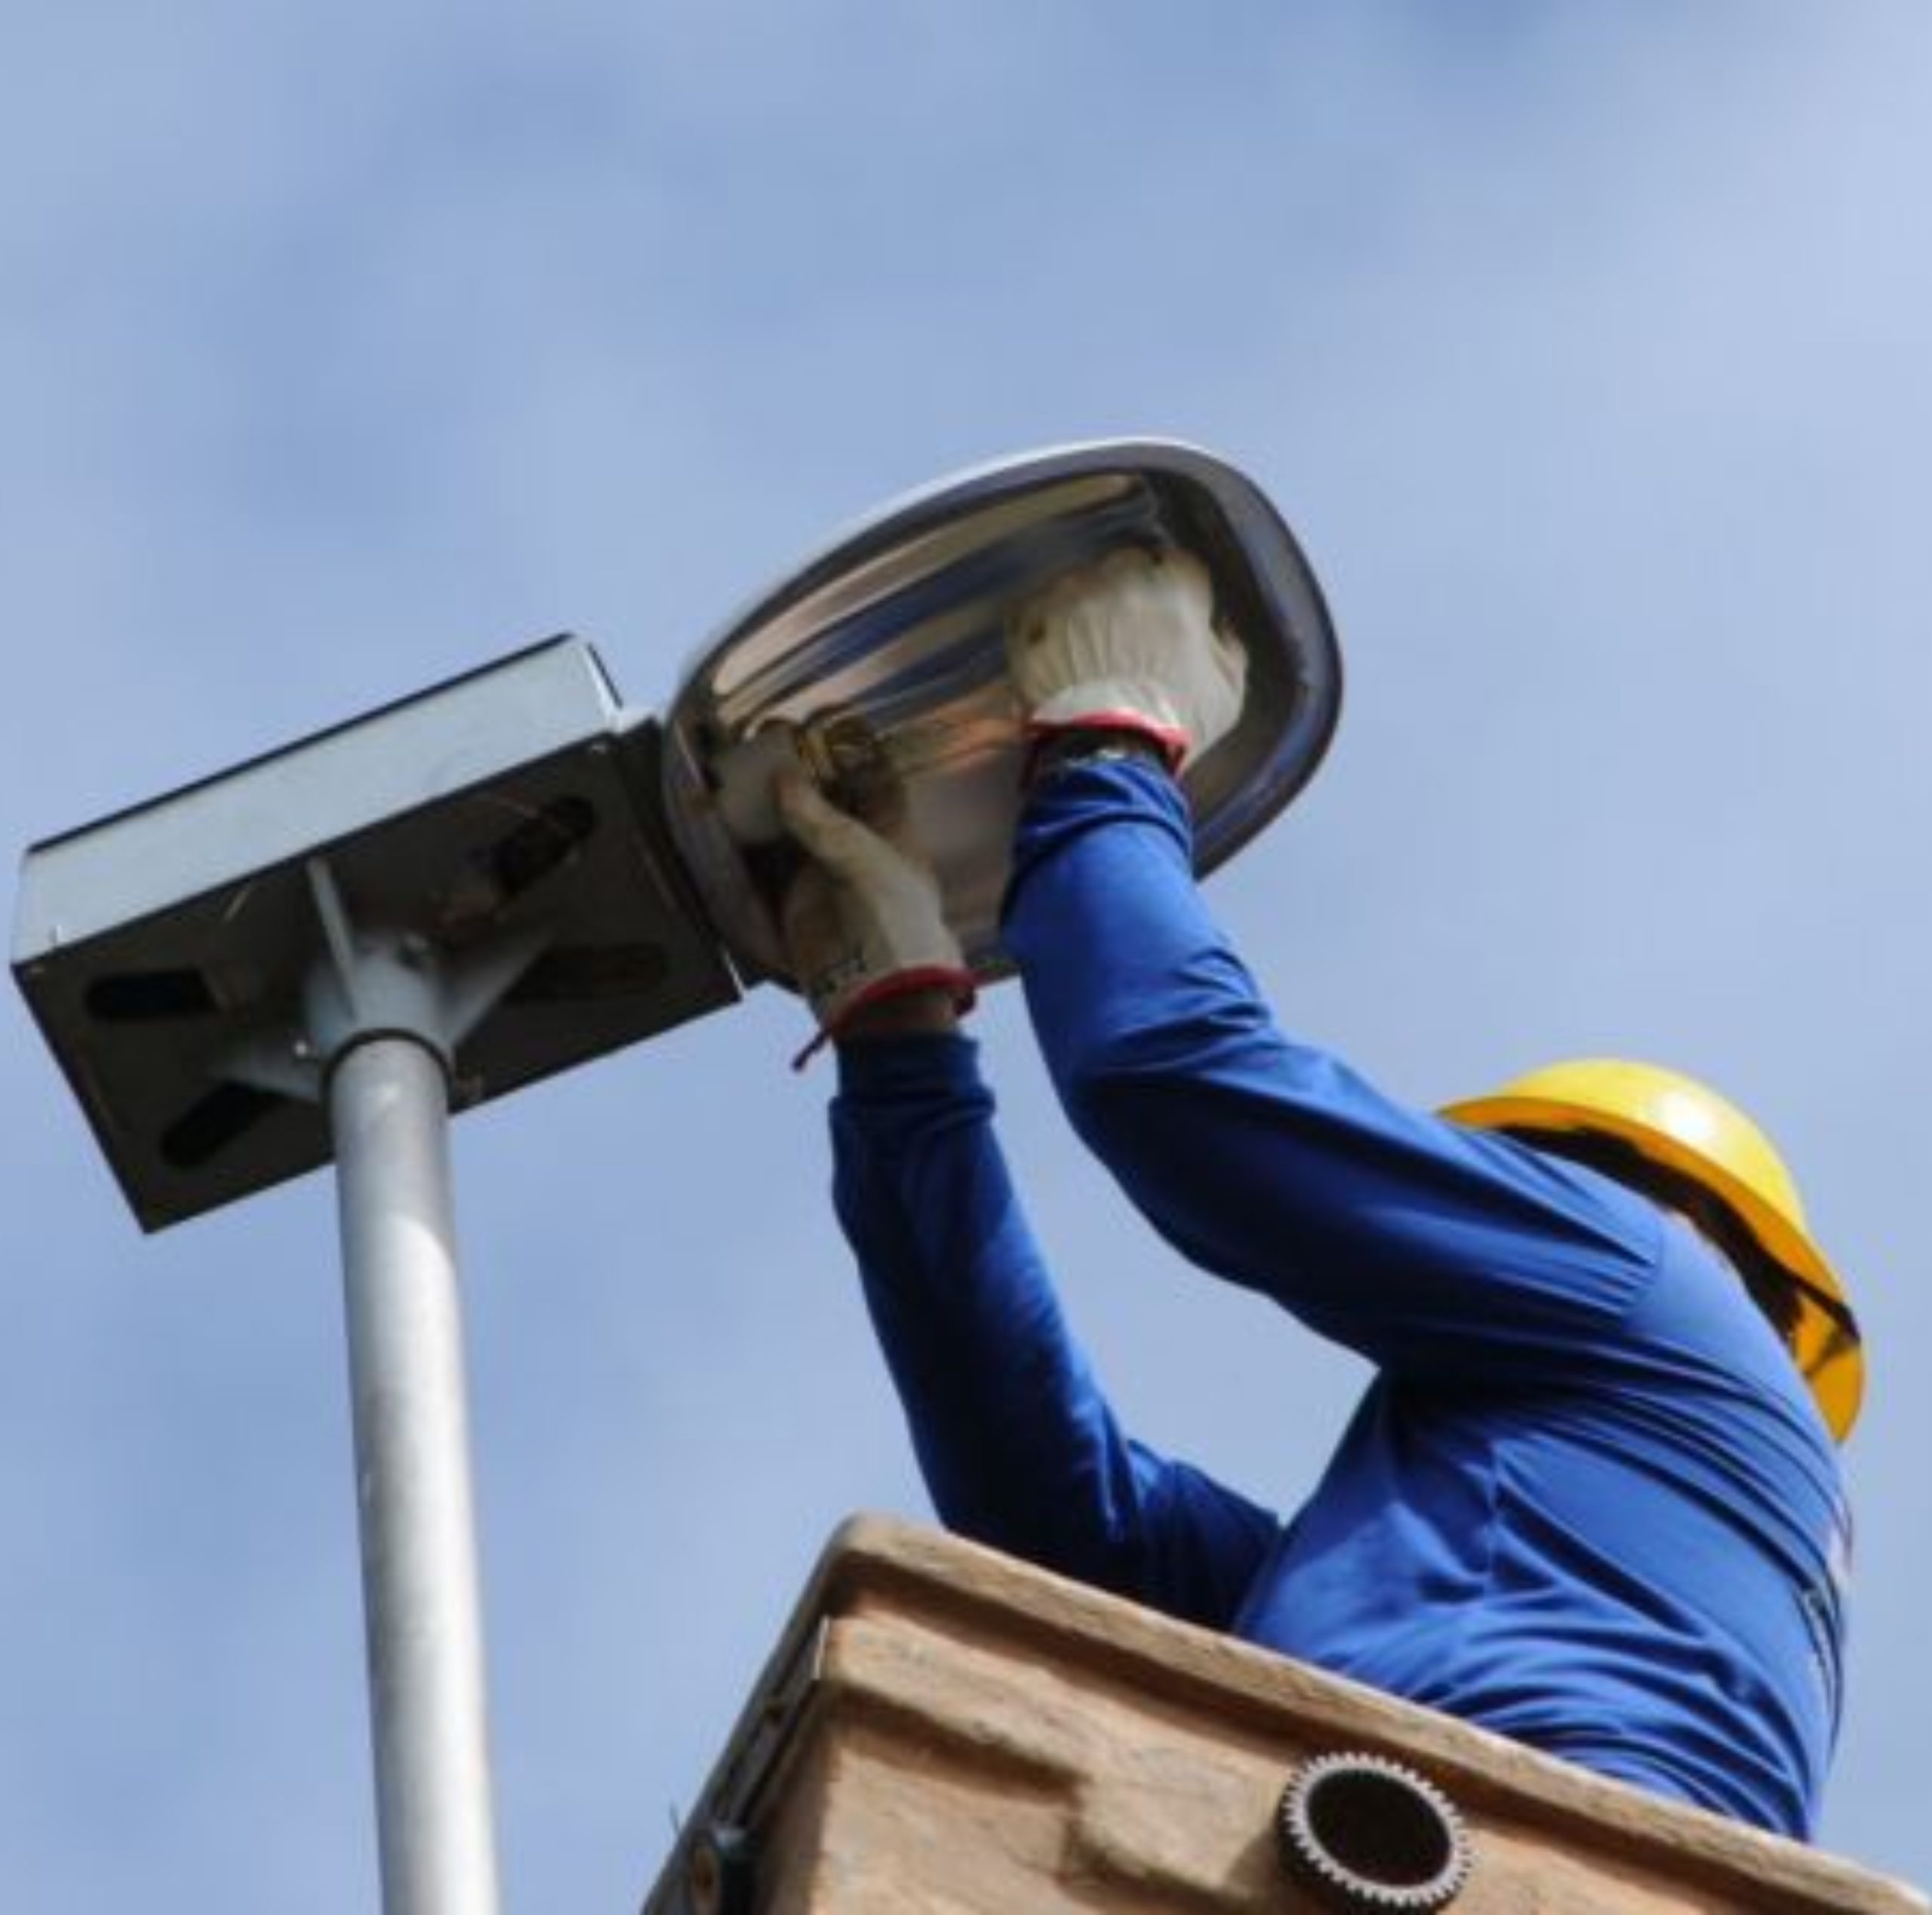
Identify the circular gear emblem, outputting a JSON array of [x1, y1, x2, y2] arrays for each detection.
[[1277, 1750, 1473, 1911]]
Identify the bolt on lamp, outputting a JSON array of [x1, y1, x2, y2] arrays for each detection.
[[11, 440, 1340, 1915]]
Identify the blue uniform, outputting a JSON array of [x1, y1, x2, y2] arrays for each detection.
[[827, 759, 1849, 1839]]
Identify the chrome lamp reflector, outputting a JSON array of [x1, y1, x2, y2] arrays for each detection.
[[659, 438, 1342, 984]]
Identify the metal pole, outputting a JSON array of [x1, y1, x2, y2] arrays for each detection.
[[330, 1033, 503, 1915]]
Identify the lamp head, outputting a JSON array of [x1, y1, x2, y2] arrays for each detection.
[[658, 439, 1342, 984]]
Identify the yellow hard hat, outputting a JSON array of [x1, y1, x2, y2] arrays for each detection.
[[1441, 1060, 1863, 1441]]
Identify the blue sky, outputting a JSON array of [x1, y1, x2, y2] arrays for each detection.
[[4, 5, 1928, 1907]]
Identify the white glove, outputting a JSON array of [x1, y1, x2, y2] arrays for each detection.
[[1008, 546, 1247, 770], [776, 773, 975, 1064]]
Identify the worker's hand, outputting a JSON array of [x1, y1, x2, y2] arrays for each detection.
[[776, 772, 975, 1065], [1008, 546, 1247, 771]]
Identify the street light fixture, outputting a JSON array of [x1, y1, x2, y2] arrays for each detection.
[[11, 440, 1340, 1915]]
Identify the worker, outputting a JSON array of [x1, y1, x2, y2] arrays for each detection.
[[771, 546, 1861, 1841]]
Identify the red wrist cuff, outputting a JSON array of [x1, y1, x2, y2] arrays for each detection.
[[1022, 713, 1189, 783], [790, 966, 979, 1071]]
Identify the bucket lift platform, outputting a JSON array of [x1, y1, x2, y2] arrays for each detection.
[[644, 1519, 1926, 1915]]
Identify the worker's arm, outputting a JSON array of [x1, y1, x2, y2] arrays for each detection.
[[829, 1028, 1283, 1628], [1003, 757, 1662, 1378]]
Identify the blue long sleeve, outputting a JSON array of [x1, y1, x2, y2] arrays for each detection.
[[830, 1034, 1280, 1628], [1003, 760, 1662, 1378]]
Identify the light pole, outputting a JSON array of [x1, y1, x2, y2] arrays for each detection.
[[334, 1026, 500, 1913], [303, 862, 538, 1915], [12, 441, 1342, 1912]]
